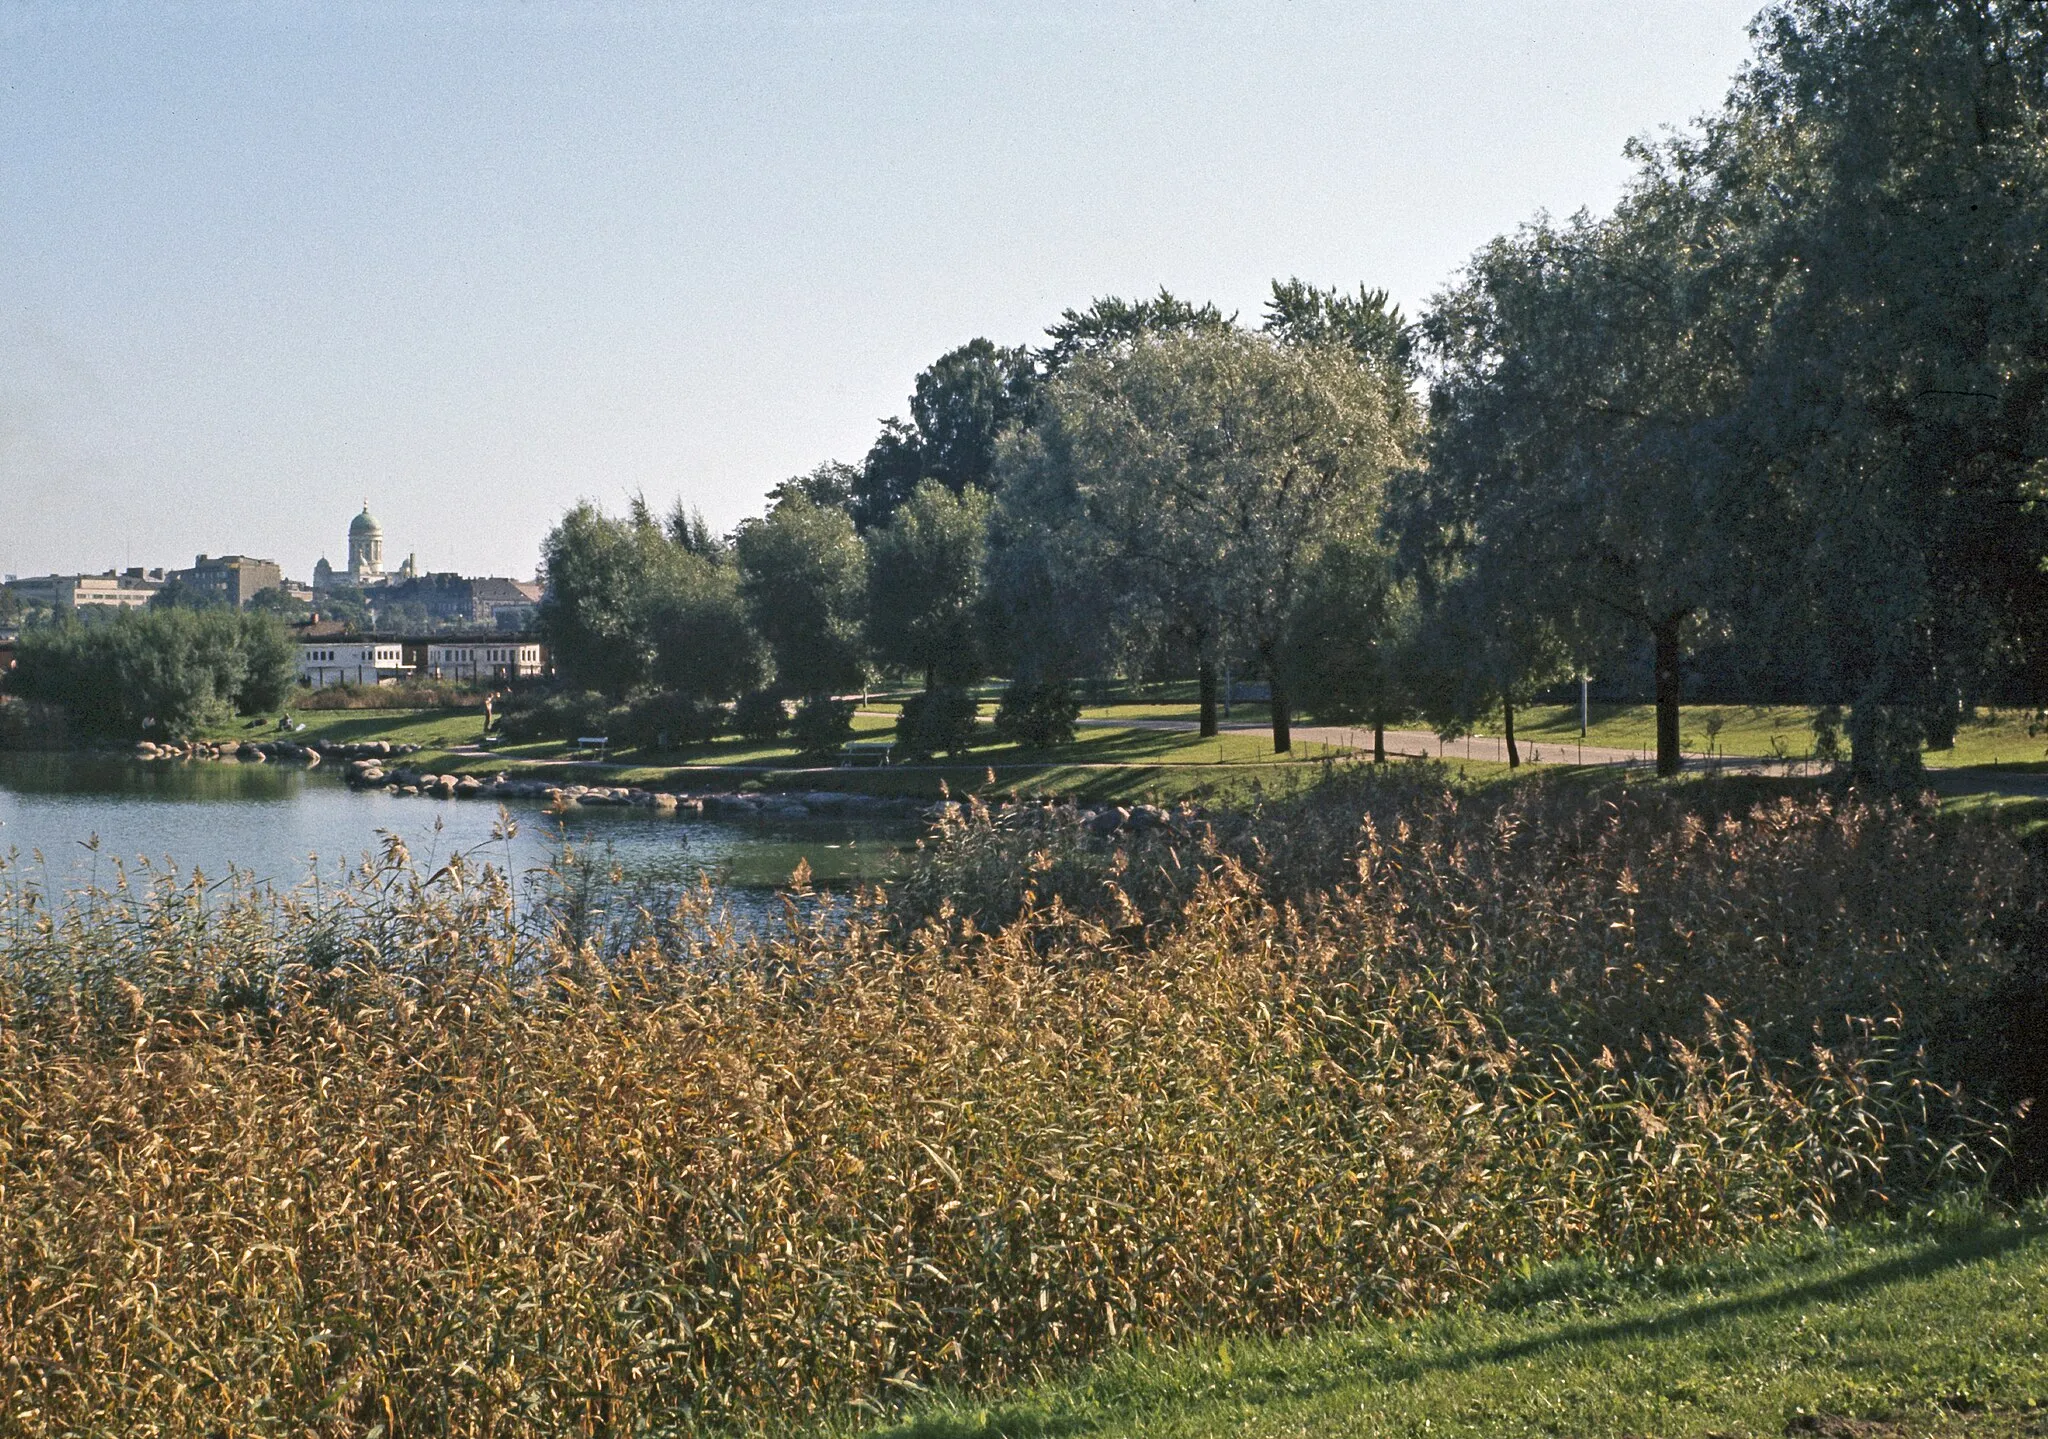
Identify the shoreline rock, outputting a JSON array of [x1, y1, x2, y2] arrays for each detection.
[[110, 743, 1203, 835]]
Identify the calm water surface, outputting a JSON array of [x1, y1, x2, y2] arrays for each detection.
[[0, 753, 912, 916]]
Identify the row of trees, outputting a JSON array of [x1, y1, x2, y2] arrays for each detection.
[[1412, 0, 2048, 781], [541, 0, 2048, 781], [537, 282, 1418, 756]]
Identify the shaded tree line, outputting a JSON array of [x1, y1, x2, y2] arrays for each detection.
[[6, 609, 297, 742]]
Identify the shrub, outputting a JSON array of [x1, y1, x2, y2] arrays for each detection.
[[789, 694, 856, 758], [496, 689, 610, 743], [296, 679, 487, 711], [894, 684, 979, 760], [993, 677, 1080, 748], [733, 689, 791, 742], [0, 696, 67, 751], [616, 690, 723, 750]]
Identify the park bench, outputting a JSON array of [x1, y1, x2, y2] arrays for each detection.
[[574, 735, 609, 757], [838, 739, 893, 767]]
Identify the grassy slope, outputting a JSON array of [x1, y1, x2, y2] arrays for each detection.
[[863, 1214, 2048, 1439], [230, 707, 1355, 805]]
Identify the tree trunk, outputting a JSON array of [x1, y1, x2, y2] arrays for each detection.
[[1373, 717, 1386, 764], [1653, 616, 1682, 777], [1198, 661, 1219, 738], [1503, 691, 1520, 769], [923, 664, 936, 693], [1271, 675, 1292, 754]]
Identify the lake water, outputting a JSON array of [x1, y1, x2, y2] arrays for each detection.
[[0, 753, 914, 920]]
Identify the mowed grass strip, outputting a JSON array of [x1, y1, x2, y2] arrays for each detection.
[[868, 1214, 2048, 1439]]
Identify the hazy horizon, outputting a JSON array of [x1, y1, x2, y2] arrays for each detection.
[[3, 1, 1760, 584]]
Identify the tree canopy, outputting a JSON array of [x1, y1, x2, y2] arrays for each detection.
[[733, 496, 869, 698]]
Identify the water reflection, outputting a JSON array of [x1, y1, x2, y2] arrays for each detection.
[[0, 752, 912, 922]]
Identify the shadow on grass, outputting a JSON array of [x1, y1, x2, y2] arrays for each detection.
[[870, 1220, 2044, 1439], [1394, 1221, 2036, 1387]]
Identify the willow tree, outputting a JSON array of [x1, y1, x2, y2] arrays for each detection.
[[998, 326, 1406, 753], [1417, 172, 1760, 776], [865, 480, 992, 691], [732, 496, 869, 700]]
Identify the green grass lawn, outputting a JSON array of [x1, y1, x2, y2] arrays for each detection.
[[1080, 701, 1277, 728], [1467, 704, 2048, 770], [198, 697, 2048, 814], [222, 705, 1359, 805], [1503, 703, 1821, 760], [207, 706, 490, 753], [857, 1210, 2048, 1439]]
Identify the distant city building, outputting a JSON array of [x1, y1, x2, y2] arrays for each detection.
[[306, 503, 535, 630], [480, 578, 543, 631], [166, 554, 283, 608], [295, 641, 409, 688], [3, 569, 164, 611], [425, 639, 545, 681], [376, 573, 543, 629]]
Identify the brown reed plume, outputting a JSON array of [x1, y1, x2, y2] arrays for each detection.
[[0, 775, 2026, 1436]]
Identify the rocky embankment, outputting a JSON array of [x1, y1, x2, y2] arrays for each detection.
[[131, 737, 1190, 834]]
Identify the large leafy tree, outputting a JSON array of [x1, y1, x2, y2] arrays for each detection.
[[1002, 327, 1404, 753], [1418, 0, 2048, 783], [537, 504, 656, 701], [733, 496, 869, 698], [1262, 278, 1415, 383], [642, 552, 765, 706], [1283, 536, 1418, 762], [1038, 289, 1234, 374], [539, 499, 766, 704], [852, 340, 1034, 530], [1713, 0, 2048, 777], [865, 481, 992, 691], [1416, 177, 1760, 776], [1264, 279, 1424, 751]]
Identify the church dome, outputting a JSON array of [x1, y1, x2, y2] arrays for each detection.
[[350, 503, 381, 538]]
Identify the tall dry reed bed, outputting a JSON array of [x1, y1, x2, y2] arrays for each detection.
[[0, 774, 2035, 1436]]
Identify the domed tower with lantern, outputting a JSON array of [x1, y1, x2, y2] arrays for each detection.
[[347, 502, 385, 585]]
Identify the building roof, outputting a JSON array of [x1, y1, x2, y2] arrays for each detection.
[[349, 503, 381, 538], [470, 576, 541, 604]]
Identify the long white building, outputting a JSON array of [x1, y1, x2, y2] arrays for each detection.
[[296, 641, 409, 688], [425, 640, 544, 681]]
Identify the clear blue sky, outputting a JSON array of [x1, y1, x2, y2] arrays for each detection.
[[1, 1, 1761, 583]]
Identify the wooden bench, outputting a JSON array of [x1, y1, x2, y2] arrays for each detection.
[[574, 735, 610, 757], [838, 740, 893, 767]]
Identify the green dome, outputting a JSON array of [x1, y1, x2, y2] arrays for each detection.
[[349, 503, 380, 538]]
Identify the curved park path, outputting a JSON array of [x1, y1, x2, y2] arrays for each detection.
[[1080, 716, 1703, 769]]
